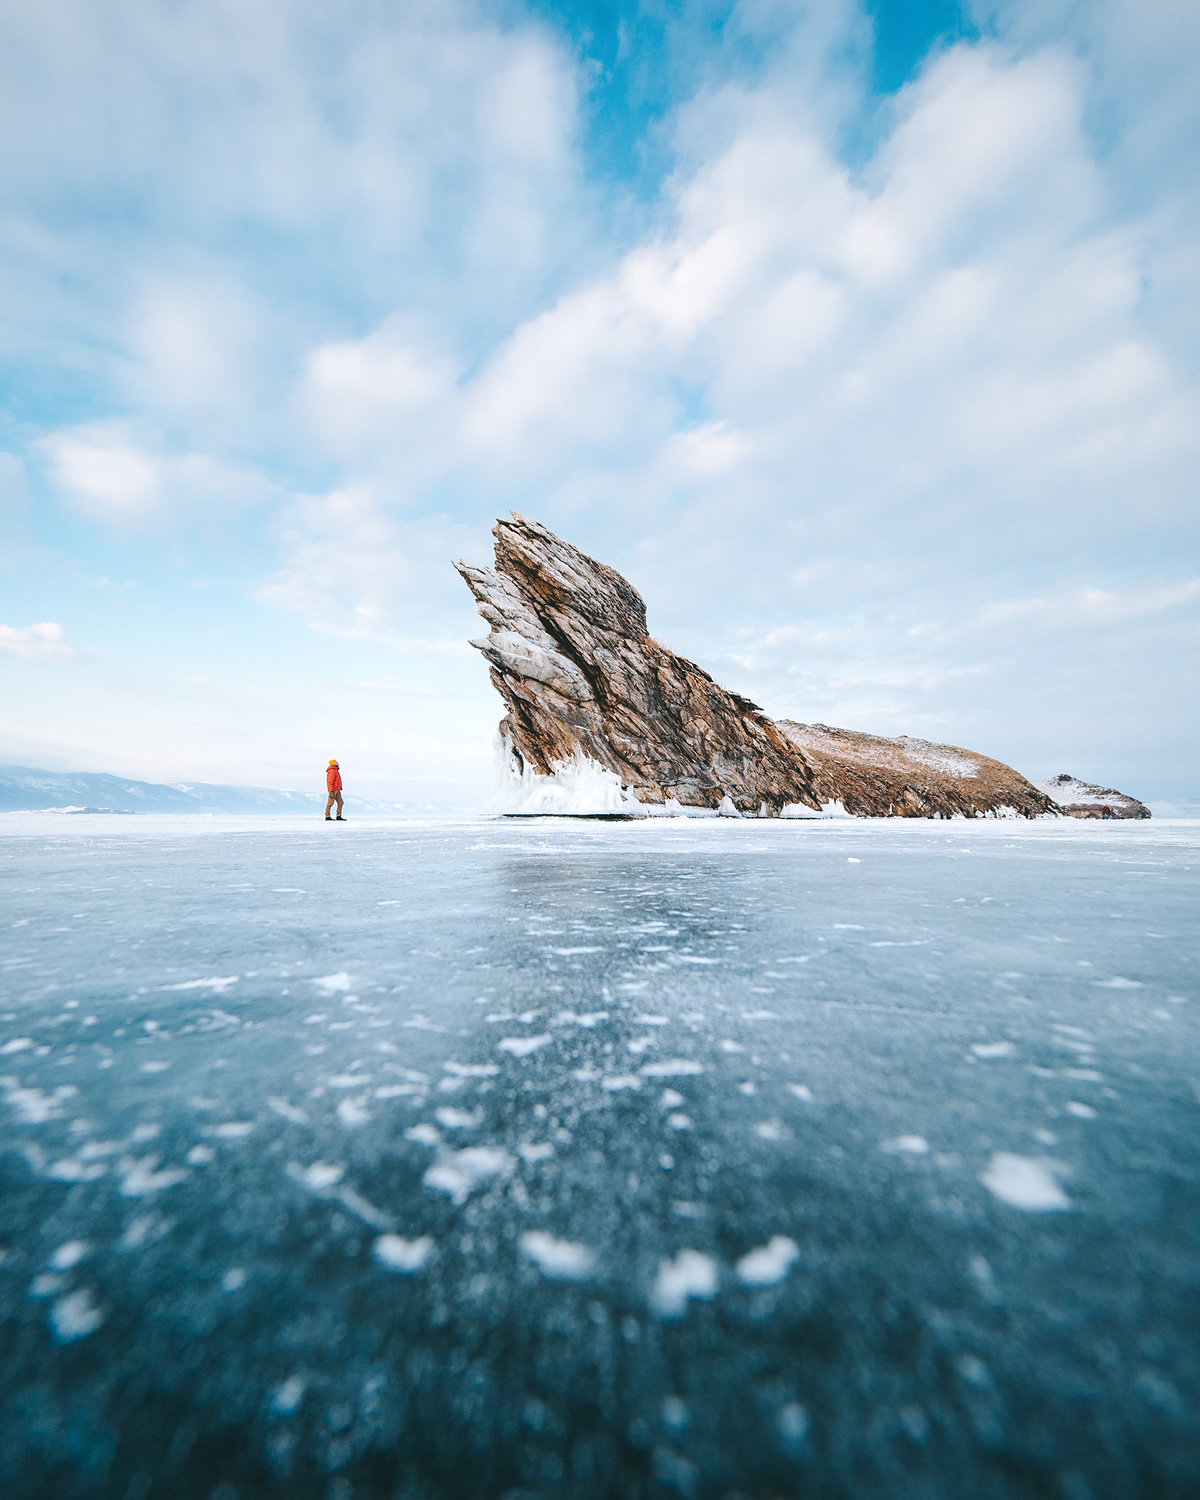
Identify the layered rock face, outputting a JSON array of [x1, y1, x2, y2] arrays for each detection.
[[455, 515, 1056, 819], [1032, 774, 1151, 819]]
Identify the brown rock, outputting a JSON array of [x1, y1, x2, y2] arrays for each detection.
[[455, 515, 1057, 819]]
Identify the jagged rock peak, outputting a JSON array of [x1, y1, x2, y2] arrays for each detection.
[[455, 515, 1056, 819]]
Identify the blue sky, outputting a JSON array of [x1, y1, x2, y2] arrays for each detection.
[[1, 0, 1197, 805]]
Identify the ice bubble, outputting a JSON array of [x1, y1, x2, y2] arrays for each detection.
[[206, 1122, 255, 1139], [719, 1040, 744, 1054], [517, 1142, 554, 1164], [0, 1038, 34, 1054], [50, 1288, 105, 1342], [660, 1090, 685, 1108], [882, 1136, 929, 1154], [49, 1240, 90, 1270], [754, 1120, 786, 1141], [633, 1015, 669, 1026], [787, 1084, 814, 1102], [498, 1035, 551, 1058], [601, 1075, 642, 1092], [736, 1236, 799, 1286], [1065, 1101, 1097, 1119], [443, 1062, 500, 1078], [374, 1084, 422, 1100], [641, 1060, 704, 1078], [186, 1146, 215, 1165], [1094, 977, 1143, 989], [423, 1146, 514, 1205], [652, 1250, 718, 1316], [847, 858, 861, 864], [221, 1268, 246, 1292], [979, 1152, 1070, 1210], [971, 1042, 1015, 1059], [373, 1234, 434, 1272], [139, 1060, 171, 1073], [405, 1124, 441, 1147], [520, 1231, 595, 1280], [667, 1114, 693, 1130]]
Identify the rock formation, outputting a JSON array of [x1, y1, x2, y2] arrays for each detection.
[[455, 515, 1057, 819], [1031, 774, 1151, 819]]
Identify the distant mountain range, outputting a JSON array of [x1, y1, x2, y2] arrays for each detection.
[[0, 765, 357, 814]]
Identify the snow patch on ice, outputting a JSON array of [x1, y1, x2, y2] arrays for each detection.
[[653, 1250, 718, 1316], [980, 1152, 1070, 1211], [423, 1145, 514, 1204], [971, 1042, 1015, 1059], [118, 1156, 190, 1196], [49, 1240, 90, 1270], [50, 1288, 104, 1341], [736, 1236, 799, 1285], [882, 1135, 929, 1154], [158, 976, 238, 992], [498, 1034, 551, 1058], [640, 1059, 704, 1078], [520, 1230, 595, 1280], [312, 972, 353, 995], [373, 1234, 434, 1272]]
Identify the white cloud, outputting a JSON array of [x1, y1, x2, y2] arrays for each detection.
[[0, 622, 75, 660], [41, 424, 277, 523]]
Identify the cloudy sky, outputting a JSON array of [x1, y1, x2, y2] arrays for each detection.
[[1, 0, 1196, 805]]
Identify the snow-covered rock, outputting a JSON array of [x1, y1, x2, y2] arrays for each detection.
[[1032, 774, 1151, 819]]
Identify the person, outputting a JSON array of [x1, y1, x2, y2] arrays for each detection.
[[325, 759, 345, 821]]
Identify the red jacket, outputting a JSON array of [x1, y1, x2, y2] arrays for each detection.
[[327, 765, 342, 792]]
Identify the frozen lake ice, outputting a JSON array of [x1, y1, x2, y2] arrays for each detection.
[[2, 813, 1198, 1499]]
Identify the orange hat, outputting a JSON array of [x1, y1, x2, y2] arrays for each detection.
[[329, 759, 338, 765]]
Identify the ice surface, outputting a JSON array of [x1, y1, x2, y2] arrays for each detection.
[[1, 812, 1199, 1497]]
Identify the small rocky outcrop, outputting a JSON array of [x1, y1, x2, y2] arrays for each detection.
[[455, 515, 1057, 819], [1032, 774, 1151, 819]]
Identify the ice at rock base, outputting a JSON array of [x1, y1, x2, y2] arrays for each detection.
[[484, 742, 646, 816], [485, 739, 858, 819]]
